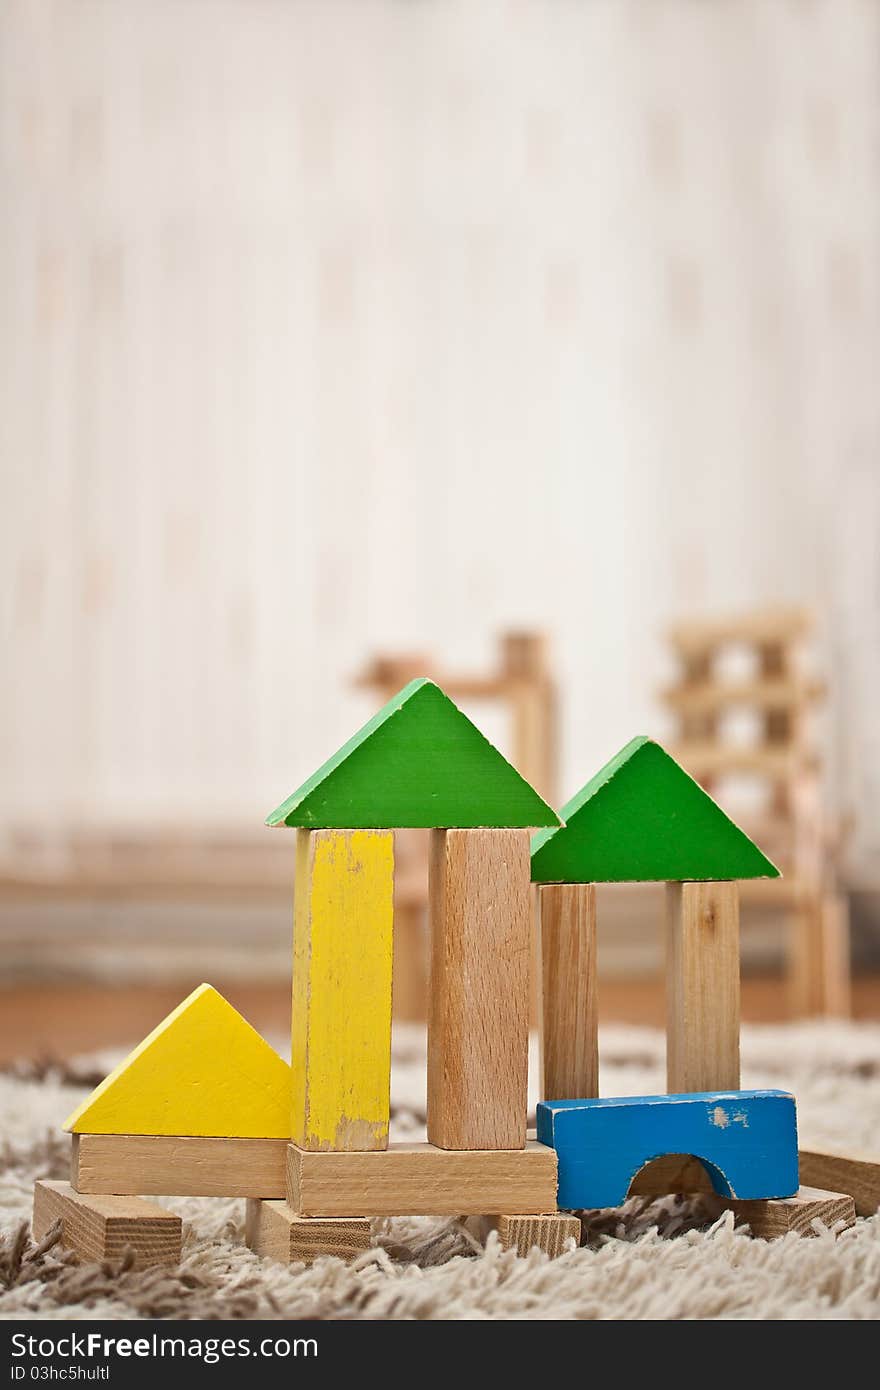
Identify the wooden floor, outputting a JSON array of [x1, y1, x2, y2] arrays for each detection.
[[2, 975, 880, 1065]]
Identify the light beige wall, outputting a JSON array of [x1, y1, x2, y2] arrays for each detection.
[[1, 0, 878, 874]]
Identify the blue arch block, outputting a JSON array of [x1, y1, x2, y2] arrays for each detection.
[[537, 1089, 799, 1210]]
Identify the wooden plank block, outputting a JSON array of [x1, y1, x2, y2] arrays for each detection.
[[72, 1133, 288, 1196], [537, 1090, 798, 1210], [531, 738, 778, 884], [292, 828, 393, 1151], [666, 881, 741, 1093], [668, 606, 814, 653], [537, 883, 598, 1102], [661, 676, 825, 715], [33, 1180, 181, 1267], [63, 983, 290, 1138], [714, 1186, 856, 1238], [670, 743, 810, 779], [486, 1213, 581, 1258], [266, 679, 559, 829], [286, 1140, 558, 1217], [245, 1199, 371, 1264], [798, 1149, 880, 1216], [427, 828, 531, 1150]]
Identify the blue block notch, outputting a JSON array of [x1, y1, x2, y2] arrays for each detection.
[[537, 1089, 799, 1210]]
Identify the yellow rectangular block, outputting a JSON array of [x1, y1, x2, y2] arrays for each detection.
[[292, 829, 394, 1151]]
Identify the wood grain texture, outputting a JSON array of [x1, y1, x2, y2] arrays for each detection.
[[427, 828, 531, 1150], [292, 829, 393, 1152], [267, 679, 559, 829], [714, 1186, 856, 1238], [798, 1149, 880, 1216], [63, 983, 291, 1138], [286, 1140, 558, 1217], [245, 1199, 371, 1264], [628, 1152, 714, 1195], [666, 881, 741, 1093], [486, 1213, 580, 1258], [72, 1133, 288, 1197], [537, 883, 598, 1102], [33, 1180, 181, 1267], [531, 738, 778, 883]]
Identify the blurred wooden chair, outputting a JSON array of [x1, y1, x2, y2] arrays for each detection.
[[662, 605, 850, 1017], [355, 632, 558, 1021]]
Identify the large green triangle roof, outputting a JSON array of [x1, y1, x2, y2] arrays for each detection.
[[267, 678, 561, 829], [531, 736, 779, 882]]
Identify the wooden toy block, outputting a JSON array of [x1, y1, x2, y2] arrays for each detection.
[[537, 1090, 798, 1210], [537, 883, 598, 1102], [666, 881, 740, 1093], [71, 1133, 288, 1197], [427, 828, 531, 1150], [63, 984, 290, 1138], [266, 678, 560, 829], [33, 1180, 181, 1268], [286, 1140, 558, 1217], [712, 1186, 856, 1238], [485, 1213, 581, 1258], [245, 1199, 371, 1264], [798, 1148, 880, 1216], [292, 828, 393, 1151], [530, 737, 778, 883]]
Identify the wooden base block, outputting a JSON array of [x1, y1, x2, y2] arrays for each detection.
[[245, 1199, 371, 1264], [713, 1185, 855, 1238], [798, 1149, 880, 1216], [72, 1133, 287, 1197], [287, 1140, 557, 1217], [33, 1180, 181, 1268], [487, 1213, 581, 1259]]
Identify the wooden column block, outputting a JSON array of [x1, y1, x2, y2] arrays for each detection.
[[537, 883, 598, 1102], [427, 828, 531, 1150], [292, 828, 393, 1151], [72, 1133, 288, 1197], [486, 1213, 581, 1259], [33, 1180, 181, 1268], [245, 1199, 370, 1264], [789, 894, 851, 1019], [799, 1149, 880, 1216], [714, 1186, 855, 1238], [286, 1140, 558, 1217], [666, 881, 740, 1093]]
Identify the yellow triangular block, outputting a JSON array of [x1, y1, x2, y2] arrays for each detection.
[[63, 984, 291, 1138]]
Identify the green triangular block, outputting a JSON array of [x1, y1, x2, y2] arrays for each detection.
[[267, 678, 561, 829], [531, 736, 780, 883]]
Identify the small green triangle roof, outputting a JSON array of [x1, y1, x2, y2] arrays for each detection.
[[267, 678, 561, 829], [531, 736, 780, 882]]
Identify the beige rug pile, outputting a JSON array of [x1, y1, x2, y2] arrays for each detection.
[[2, 1023, 880, 1320]]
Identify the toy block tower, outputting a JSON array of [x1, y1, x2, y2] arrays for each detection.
[[532, 737, 777, 1096]]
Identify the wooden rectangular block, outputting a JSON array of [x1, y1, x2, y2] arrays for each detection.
[[72, 1133, 287, 1197], [286, 1140, 558, 1217], [537, 883, 598, 1101], [666, 881, 741, 1093], [427, 828, 531, 1150], [715, 1186, 856, 1238], [292, 828, 393, 1151], [798, 1148, 880, 1216], [487, 1213, 581, 1258], [33, 1180, 181, 1268], [245, 1199, 371, 1264]]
